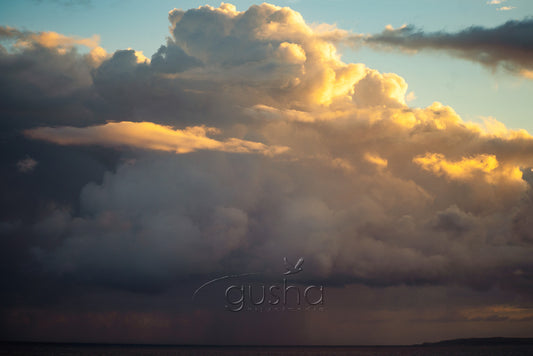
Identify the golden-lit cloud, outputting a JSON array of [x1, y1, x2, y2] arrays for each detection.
[[497, 6, 516, 11], [3, 5, 533, 339], [276, 42, 307, 63], [0, 25, 100, 50], [27, 31, 100, 50], [0, 25, 108, 67], [87, 46, 108, 65], [364, 153, 388, 168], [25, 121, 288, 156], [166, 3, 399, 108], [11, 4, 533, 288], [127, 47, 150, 64], [520, 69, 533, 80], [5, 1, 533, 346], [413, 153, 523, 184]]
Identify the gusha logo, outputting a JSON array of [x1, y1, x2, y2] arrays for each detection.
[[193, 258, 325, 312], [284, 257, 304, 275]]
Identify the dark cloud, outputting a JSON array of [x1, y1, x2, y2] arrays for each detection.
[[151, 40, 202, 74], [363, 18, 533, 78], [2, 2, 533, 345]]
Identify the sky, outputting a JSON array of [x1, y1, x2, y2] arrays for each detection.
[[2, 0, 533, 132], [1, 0, 533, 346]]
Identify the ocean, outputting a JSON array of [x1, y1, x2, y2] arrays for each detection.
[[2, 343, 533, 356]]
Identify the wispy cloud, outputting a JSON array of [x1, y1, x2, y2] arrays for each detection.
[[16, 157, 38, 173], [25, 121, 288, 156], [358, 18, 533, 79], [498, 6, 516, 11], [0, 25, 100, 49], [487, 0, 516, 11]]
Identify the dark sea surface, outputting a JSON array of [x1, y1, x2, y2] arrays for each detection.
[[2, 343, 533, 356]]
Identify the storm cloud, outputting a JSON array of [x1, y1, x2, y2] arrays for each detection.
[[1, 2, 533, 345]]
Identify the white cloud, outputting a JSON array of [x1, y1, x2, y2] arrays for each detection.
[[487, 0, 506, 4], [406, 91, 417, 102]]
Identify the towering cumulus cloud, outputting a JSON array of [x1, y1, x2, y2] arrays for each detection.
[[1, 2, 533, 345]]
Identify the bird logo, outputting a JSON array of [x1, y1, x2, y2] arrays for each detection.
[[193, 257, 306, 300], [284, 257, 304, 275]]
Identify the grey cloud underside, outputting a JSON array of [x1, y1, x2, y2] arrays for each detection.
[[364, 18, 533, 74], [1, 4, 533, 304]]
